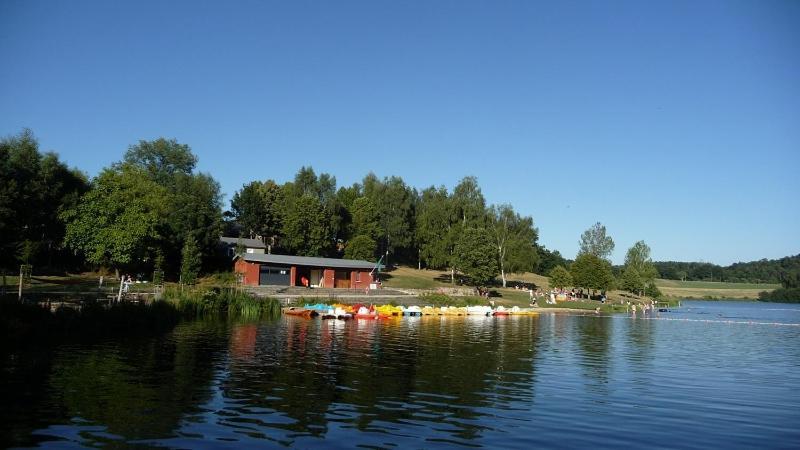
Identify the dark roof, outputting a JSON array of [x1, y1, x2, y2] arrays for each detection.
[[237, 253, 380, 270], [219, 237, 267, 249]]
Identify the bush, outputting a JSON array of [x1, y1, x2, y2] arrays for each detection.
[[759, 288, 800, 303], [644, 281, 662, 299]]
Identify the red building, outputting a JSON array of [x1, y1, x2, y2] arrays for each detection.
[[234, 253, 380, 289]]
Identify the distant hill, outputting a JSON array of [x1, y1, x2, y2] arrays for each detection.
[[654, 254, 800, 285]]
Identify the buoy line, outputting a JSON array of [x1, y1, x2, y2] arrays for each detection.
[[613, 315, 800, 327]]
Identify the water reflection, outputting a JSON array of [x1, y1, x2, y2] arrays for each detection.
[[214, 316, 540, 446], [2, 303, 799, 448], [575, 316, 613, 393]]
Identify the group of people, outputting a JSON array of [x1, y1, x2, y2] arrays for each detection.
[[629, 301, 655, 315]]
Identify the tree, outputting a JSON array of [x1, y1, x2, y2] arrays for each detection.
[[489, 204, 539, 287], [180, 236, 201, 285], [452, 176, 486, 227], [349, 197, 381, 241], [123, 138, 197, 185], [571, 253, 615, 295], [64, 138, 222, 278], [281, 195, 330, 256], [620, 266, 644, 295], [578, 222, 615, 260], [622, 240, 658, 296], [344, 235, 376, 261], [62, 165, 167, 272], [363, 174, 414, 265], [536, 245, 569, 275], [416, 186, 456, 271], [0, 129, 88, 270], [230, 180, 283, 245], [124, 138, 223, 273], [166, 173, 224, 266], [549, 265, 573, 290], [453, 227, 498, 286], [645, 281, 662, 298]]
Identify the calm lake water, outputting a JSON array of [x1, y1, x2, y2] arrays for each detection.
[[2, 300, 799, 448]]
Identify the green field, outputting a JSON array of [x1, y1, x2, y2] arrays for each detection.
[[654, 278, 779, 299], [654, 279, 780, 290]]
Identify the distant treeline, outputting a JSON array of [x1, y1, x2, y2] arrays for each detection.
[[654, 255, 800, 285]]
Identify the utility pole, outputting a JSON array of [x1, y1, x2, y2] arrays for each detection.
[[18, 265, 23, 301]]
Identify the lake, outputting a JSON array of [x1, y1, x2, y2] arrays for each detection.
[[2, 300, 799, 448]]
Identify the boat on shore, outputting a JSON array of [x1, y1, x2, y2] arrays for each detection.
[[283, 307, 319, 318], [292, 303, 539, 320]]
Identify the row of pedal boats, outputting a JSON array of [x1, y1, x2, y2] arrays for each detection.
[[283, 303, 540, 320]]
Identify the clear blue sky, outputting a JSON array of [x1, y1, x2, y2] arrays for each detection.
[[2, 0, 798, 265]]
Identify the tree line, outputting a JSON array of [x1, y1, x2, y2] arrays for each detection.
[[654, 255, 800, 285], [230, 168, 541, 287], [1, 130, 545, 285], [3, 129, 796, 296], [547, 223, 661, 299]]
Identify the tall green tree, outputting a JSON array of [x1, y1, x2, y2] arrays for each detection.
[[344, 235, 376, 261], [489, 204, 539, 287], [363, 174, 414, 265], [0, 129, 88, 270], [578, 222, 615, 261], [124, 138, 223, 272], [230, 180, 284, 246], [166, 173, 224, 263], [452, 176, 486, 227], [349, 197, 381, 241], [536, 245, 570, 275], [454, 227, 498, 286], [62, 165, 167, 272], [570, 253, 615, 295], [123, 138, 197, 185], [63, 138, 222, 277], [622, 240, 658, 296], [281, 195, 330, 256], [620, 266, 645, 295], [549, 265, 573, 290], [180, 235, 201, 285], [416, 186, 456, 273]]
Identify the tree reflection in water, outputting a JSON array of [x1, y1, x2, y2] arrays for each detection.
[[220, 315, 541, 445]]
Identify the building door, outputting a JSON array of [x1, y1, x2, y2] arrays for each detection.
[[259, 265, 291, 285], [334, 270, 351, 288], [310, 269, 322, 287]]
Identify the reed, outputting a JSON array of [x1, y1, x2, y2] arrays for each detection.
[[163, 287, 281, 319]]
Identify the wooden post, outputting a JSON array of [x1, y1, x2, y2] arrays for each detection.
[[18, 265, 24, 301], [117, 276, 124, 303]]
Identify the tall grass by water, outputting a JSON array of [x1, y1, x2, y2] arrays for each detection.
[[162, 287, 281, 319]]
